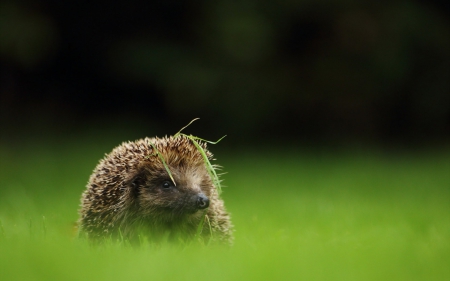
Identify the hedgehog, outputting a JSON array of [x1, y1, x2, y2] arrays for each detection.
[[78, 135, 233, 244]]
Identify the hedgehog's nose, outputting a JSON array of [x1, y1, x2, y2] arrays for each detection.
[[196, 194, 210, 209]]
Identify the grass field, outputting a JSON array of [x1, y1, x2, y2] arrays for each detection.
[[0, 135, 449, 280]]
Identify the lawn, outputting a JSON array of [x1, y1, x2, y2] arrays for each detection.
[[0, 135, 449, 280]]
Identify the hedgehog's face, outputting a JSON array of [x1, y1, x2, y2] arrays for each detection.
[[129, 162, 212, 221]]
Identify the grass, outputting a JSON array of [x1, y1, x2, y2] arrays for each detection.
[[0, 135, 449, 281]]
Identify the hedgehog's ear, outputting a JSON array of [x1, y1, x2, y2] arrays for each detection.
[[129, 173, 146, 198], [130, 174, 146, 189]]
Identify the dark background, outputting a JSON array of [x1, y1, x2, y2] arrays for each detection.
[[1, 0, 449, 146]]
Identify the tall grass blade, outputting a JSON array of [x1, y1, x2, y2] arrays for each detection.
[[174, 118, 200, 137], [173, 118, 225, 193], [195, 214, 206, 240], [184, 135, 223, 194], [149, 142, 176, 186]]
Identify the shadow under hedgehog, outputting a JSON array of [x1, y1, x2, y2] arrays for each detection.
[[78, 135, 233, 245]]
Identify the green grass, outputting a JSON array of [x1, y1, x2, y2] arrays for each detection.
[[0, 136, 449, 281]]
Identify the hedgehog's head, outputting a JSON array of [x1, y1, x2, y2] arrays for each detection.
[[124, 136, 216, 222]]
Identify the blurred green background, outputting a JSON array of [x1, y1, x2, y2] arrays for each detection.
[[0, 0, 449, 280]]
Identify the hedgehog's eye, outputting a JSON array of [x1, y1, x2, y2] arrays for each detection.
[[162, 181, 174, 189]]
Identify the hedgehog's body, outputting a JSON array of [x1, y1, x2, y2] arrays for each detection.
[[78, 136, 233, 244]]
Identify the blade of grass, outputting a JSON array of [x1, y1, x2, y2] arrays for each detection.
[[204, 214, 213, 245], [195, 214, 205, 238], [185, 135, 223, 194], [175, 118, 200, 136], [173, 118, 226, 194], [185, 134, 227, 145], [195, 214, 213, 245], [118, 227, 124, 243], [148, 142, 176, 186]]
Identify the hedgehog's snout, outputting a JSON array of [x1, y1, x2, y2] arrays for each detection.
[[194, 193, 210, 209]]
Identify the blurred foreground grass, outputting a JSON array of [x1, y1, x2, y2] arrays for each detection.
[[0, 136, 449, 281]]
